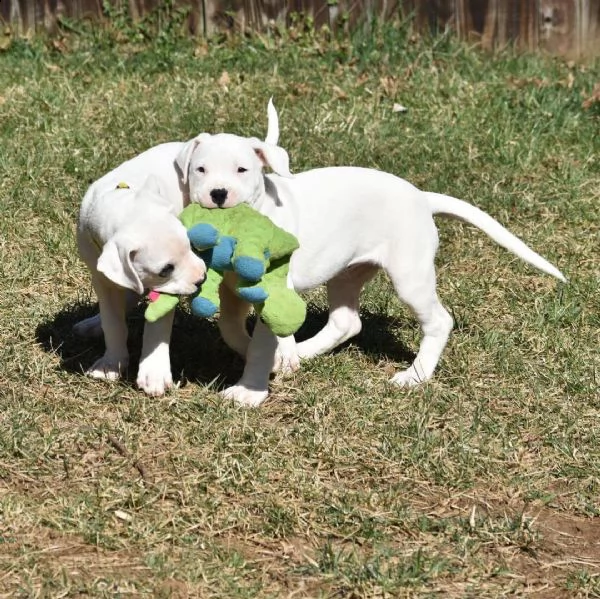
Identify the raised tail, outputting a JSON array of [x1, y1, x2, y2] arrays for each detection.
[[426, 192, 566, 282], [264, 97, 280, 146]]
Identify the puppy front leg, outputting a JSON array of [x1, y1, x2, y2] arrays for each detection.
[[221, 319, 276, 407], [271, 270, 301, 375], [137, 309, 175, 396], [87, 274, 129, 380], [218, 280, 252, 357]]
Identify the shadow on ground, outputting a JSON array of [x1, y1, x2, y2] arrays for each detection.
[[35, 301, 416, 392]]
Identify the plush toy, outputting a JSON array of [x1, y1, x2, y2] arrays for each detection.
[[181, 203, 306, 338], [143, 204, 306, 338]]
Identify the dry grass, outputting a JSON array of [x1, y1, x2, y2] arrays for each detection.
[[0, 21, 599, 597]]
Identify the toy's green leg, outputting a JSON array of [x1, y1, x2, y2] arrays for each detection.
[[190, 269, 222, 318], [255, 262, 306, 338], [263, 229, 299, 261], [232, 238, 268, 282], [258, 288, 306, 338], [233, 236, 267, 264], [145, 293, 179, 323]]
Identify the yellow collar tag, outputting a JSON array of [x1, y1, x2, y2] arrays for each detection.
[[116, 182, 130, 189]]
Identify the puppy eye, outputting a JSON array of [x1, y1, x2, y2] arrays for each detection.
[[237, 167, 248, 173], [158, 264, 175, 278], [196, 166, 205, 173]]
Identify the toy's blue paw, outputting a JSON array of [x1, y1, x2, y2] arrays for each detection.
[[190, 296, 218, 318], [212, 236, 236, 271], [234, 256, 265, 282], [238, 285, 269, 304], [188, 223, 219, 249]]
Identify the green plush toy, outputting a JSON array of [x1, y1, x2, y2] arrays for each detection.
[[182, 203, 306, 338], [144, 203, 306, 339]]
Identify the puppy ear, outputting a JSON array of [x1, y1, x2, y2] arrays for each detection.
[[136, 175, 174, 212], [97, 238, 144, 294], [139, 174, 166, 197], [176, 133, 211, 185], [249, 138, 293, 179], [264, 97, 279, 146]]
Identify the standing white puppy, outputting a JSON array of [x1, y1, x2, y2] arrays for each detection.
[[176, 134, 566, 407]]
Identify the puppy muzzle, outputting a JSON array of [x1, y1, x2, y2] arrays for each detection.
[[210, 188, 228, 207]]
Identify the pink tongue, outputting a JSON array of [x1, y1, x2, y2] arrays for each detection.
[[148, 290, 160, 302]]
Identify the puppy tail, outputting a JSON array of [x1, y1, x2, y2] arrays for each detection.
[[426, 192, 567, 282], [265, 97, 279, 146]]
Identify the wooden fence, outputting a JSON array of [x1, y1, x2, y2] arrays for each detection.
[[1, 0, 599, 56]]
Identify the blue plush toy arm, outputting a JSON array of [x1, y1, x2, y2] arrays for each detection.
[[187, 223, 220, 251], [207, 236, 236, 272]]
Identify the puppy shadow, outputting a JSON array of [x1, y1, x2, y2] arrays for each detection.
[[35, 302, 245, 391], [169, 310, 245, 387], [36, 302, 107, 374], [35, 301, 415, 393]]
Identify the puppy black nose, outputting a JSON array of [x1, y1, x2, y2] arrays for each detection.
[[210, 188, 228, 207]]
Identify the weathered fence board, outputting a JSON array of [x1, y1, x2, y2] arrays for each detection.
[[1, 0, 599, 56]]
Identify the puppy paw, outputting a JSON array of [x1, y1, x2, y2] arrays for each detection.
[[137, 358, 173, 397], [73, 314, 103, 338], [87, 355, 128, 381], [390, 366, 428, 387], [272, 348, 301, 376], [221, 385, 268, 407]]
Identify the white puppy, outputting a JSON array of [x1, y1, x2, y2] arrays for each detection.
[[176, 134, 566, 407], [75, 100, 280, 395], [76, 176, 206, 395]]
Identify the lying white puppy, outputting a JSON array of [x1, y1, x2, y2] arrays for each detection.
[[176, 133, 566, 407], [75, 101, 280, 395]]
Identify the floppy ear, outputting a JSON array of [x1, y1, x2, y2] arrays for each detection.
[[136, 174, 174, 211], [249, 138, 293, 179], [264, 97, 279, 146], [139, 173, 166, 197], [97, 238, 144, 294], [176, 133, 211, 185]]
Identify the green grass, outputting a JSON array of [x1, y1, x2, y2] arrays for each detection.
[[0, 19, 599, 597]]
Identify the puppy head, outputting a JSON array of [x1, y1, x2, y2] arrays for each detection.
[[176, 133, 292, 209], [97, 213, 206, 295]]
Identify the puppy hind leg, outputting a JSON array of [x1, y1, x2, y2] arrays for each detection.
[[297, 264, 378, 359], [73, 313, 103, 338], [73, 290, 140, 338], [387, 264, 453, 386]]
